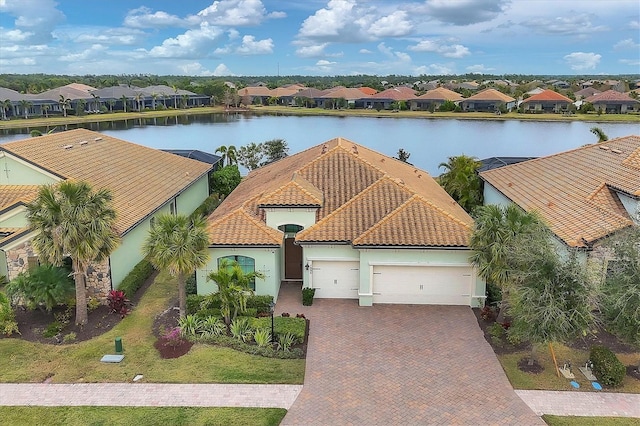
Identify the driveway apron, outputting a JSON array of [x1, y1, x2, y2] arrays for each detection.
[[277, 283, 544, 425]]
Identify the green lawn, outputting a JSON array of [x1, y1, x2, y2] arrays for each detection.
[[0, 407, 286, 426], [498, 344, 640, 393], [543, 415, 640, 425], [0, 272, 305, 384]]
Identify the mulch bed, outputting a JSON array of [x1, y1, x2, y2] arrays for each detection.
[[517, 358, 544, 374], [151, 299, 193, 359], [3, 270, 158, 345]]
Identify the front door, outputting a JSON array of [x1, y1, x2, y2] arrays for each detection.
[[284, 237, 302, 280]]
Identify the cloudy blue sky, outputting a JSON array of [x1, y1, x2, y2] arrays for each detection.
[[1, 0, 638, 77]]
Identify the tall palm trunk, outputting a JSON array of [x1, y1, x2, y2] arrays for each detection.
[[73, 259, 88, 325], [177, 273, 187, 318]]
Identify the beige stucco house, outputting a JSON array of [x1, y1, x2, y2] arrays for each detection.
[[0, 129, 212, 299], [198, 137, 486, 307]]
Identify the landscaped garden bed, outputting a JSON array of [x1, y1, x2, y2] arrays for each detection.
[[474, 308, 640, 392]]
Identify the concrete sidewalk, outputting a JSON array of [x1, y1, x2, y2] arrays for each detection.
[[0, 383, 302, 409], [517, 390, 640, 418]]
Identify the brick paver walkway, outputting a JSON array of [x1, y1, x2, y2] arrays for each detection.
[[516, 390, 640, 418], [0, 383, 302, 408], [276, 282, 545, 425]]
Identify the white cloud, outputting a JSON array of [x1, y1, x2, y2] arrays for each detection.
[[296, 43, 328, 58], [213, 63, 234, 75], [57, 27, 146, 46], [298, 0, 372, 42], [198, 0, 267, 26], [408, 39, 470, 58], [359, 48, 372, 54], [0, 0, 65, 43], [59, 44, 107, 62], [414, 63, 455, 75], [124, 7, 190, 29], [148, 22, 224, 58], [620, 58, 640, 66], [0, 27, 33, 42], [423, 0, 508, 25], [522, 14, 607, 36], [466, 64, 495, 73], [614, 38, 639, 50], [268, 11, 287, 19], [369, 11, 412, 37], [315, 59, 336, 73], [236, 35, 273, 54], [0, 56, 36, 66], [629, 20, 640, 29], [563, 52, 601, 71]]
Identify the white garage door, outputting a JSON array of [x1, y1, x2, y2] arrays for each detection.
[[373, 265, 473, 305], [311, 261, 359, 299]]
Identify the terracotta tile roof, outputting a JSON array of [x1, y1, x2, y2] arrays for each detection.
[[207, 137, 473, 248], [270, 87, 304, 97], [586, 90, 639, 103], [238, 86, 272, 97], [358, 87, 378, 95], [320, 88, 370, 100], [414, 87, 464, 101], [1, 129, 212, 235], [258, 174, 323, 207], [0, 185, 39, 212], [368, 87, 416, 101], [206, 209, 283, 246], [464, 89, 515, 103], [480, 135, 640, 247], [522, 89, 572, 103], [353, 195, 471, 247]]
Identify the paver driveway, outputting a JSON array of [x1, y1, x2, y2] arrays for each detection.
[[277, 283, 544, 425]]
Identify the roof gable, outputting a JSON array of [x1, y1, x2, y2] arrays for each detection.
[[206, 209, 282, 246], [465, 89, 515, 102], [522, 89, 572, 103], [258, 174, 323, 207], [353, 195, 471, 247], [0, 185, 39, 213]]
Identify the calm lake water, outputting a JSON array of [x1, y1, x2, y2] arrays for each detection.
[[1, 113, 638, 175]]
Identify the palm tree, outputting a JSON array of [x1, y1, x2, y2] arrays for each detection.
[[215, 145, 238, 166], [58, 95, 70, 117], [42, 104, 50, 118], [181, 94, 189, 109], [590, 127, 608, 143], [107, 99, 116, 112], [172, 85, 179, 109], [18, 99, 32, 119], [151, 93, 159, 110], [469, 204, 549, 323], [143, 214, 210, 318], [1, 99, 11, 120], [134, 93, 144, 111], [207, 259, 265, 325], [26, 181, 120, 325], [91, 93, 101, 112], [120, 95, 129, 112], [438, 155, 483, 213]]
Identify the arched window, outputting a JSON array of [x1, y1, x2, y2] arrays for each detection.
[[218, 255, 257, 290]]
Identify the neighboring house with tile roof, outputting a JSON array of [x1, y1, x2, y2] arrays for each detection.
[[0, 129, 212, 299], [460, 89, 516, 112], [198, 137, 485, 307], [520, 89, 573, 113], [575, 87, 601, 99], [362, 87, 417, 110], [480, 135, 640, 253], [410, 87, 464, 111], [585, 90, 639, 113]]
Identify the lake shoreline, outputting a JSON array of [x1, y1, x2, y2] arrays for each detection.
[[1, 105, 637, 131]]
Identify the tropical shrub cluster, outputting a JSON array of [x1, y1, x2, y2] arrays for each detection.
[[0, 292, 19, 336], [6, 264, 74, 312], [302, 288, 316, 306]]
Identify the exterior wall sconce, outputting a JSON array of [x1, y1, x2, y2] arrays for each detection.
[[305, 263, 309, 270]]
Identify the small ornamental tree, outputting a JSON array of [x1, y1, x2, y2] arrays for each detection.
[[507, 242, 598, 366], [438, 155, 483, 213], [207, 259, 265, 325], [210, 165, 241, 198]]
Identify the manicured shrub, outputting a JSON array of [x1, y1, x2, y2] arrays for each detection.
[[178, 314, 201, 338], [590, 345, 626, 387], [194, 308, 222, 320], [118, 259, 154, 298], [245, 295, 274, 314], [302, 288, 315, 306], [250, 317, 305, 342], [186, 294, 206, 314], [185, 274, 197, 295], [230, 318, 253, 342], [238, 308, 257, 318], [277, 332, 297, 352], [197, 334, 303, 359], [198, 316, 226, 338], [253, 328, 272, 347], [190, 194, 221, 220]]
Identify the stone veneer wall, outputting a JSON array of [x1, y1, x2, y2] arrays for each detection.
[[5, 240, 113, 302]]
